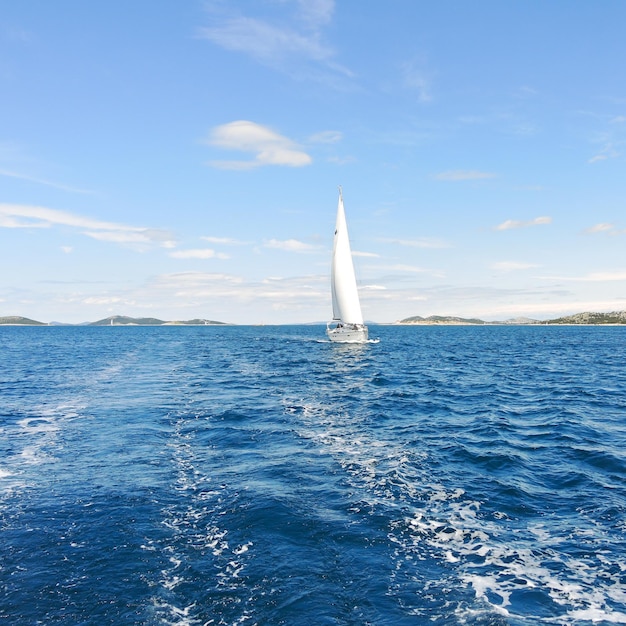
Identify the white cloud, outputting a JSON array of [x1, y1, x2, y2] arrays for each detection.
[[264, 238, 318, 252], [540, 270, 626, 282], [199, 1, 353, 84], [309, 130, 342, 144], [491, 261, 539, 271], [207, 120, 312, 169], [381, 237, 451, 249], [201, 236, 247, 245], [150, 271, 327, 314], [295, 0, 335, 27], [85, 231, 168, 245], [495, 216, 552, 231], [60, 246, 73, 254], [83, 296, 123, 305], [155, 272, 243, 288], [588, 143, 620, 163], [0, 168, 92, 194], [0, 203, 175, 248], [352, 250, 379, 258], [200, 16, 331, 64], [401, 59, 432, 103], [585, 271, 626, 281], [434, 170, 496, 181], [169, 249, 229, 260], [327, 155, 355, 165], [586, 223, 625, 235], [587, 223, 614, 233], [513, 85, 539, 98], [387, 264, 431, 273], [200, 2, 340, 63]]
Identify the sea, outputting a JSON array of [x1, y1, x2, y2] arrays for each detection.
[[1, 324, 625, 625]]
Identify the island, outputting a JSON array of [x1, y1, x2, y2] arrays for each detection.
[[0, 315, 227, 326], [397, 311, 626, 325]]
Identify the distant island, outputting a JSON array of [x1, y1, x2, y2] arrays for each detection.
[[0, 315, 227, 326], [397, 311, 626, 325], [3, 311, 626, 326], [0, 316, 47, 326]]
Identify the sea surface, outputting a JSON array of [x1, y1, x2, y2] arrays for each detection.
[[1, 325, 626, 625]]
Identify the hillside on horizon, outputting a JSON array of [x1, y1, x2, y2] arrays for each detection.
[[398, 311, 626, 325], [0, 315, 227, 326], [4, 311, 626, 326]]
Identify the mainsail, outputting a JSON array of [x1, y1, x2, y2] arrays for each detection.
[[331, 189, 364, 325], [327, 188, 368, 343]]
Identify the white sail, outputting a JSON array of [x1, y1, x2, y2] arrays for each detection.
[[327, 189, 368, 342], [331, 191, 363, 324]]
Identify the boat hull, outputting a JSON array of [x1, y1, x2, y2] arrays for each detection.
[[327, 323, 368, 343]]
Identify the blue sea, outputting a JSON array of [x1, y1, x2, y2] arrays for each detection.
[[1, 325, 626, 625]]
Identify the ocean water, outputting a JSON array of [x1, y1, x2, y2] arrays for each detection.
[[1, 325, 625, 626]]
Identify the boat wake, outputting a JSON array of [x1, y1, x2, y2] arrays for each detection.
[[282, 377, 626, 624]]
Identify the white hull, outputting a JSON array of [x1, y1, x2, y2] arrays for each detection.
[[327, 323, 368, 343]]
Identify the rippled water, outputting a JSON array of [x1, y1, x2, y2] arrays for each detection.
[[1, 325, 625, 625]]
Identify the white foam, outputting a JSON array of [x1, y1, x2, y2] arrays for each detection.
[[20, 445, 51, 465], [406, 495, 626, 624], [569, 608, 626, 623], [282, 391, 626, 623], [17, 417, 59, 433], [233, 542, 253, 555]]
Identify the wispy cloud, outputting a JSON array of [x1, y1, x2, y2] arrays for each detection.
[[0, 203, 175, 248], [86, 229, 176, 246], [401, 58, 433, 103], [541, 270, 626, 282], [199, 1, 351, 81], [434, 170, 496, 181], [577, 109, 625, 163], [83, 296, 123, 306], [150, 271, 327, 316], [386, 264, 432, 273], [513, 85, 539, 98], [381, 237, 451, 249], [494, 216, 552, 231], [586, 223, 626, 235], [207, 121, 312, 169], [201, 236, 248, 245], [362, 284, 386, 290], [295, 0, 335, 27], [457, 111, 537, 137], [353, 250, 379, 258], [309, 130, 342, 144], [199, 15, 331, 63], [491, 261, 539, 271], [169, 249, 229, 260], [155, 272, 243, 289], [327, 155, 355, 165], [588, 143, 620, 163], [264, 238, 319, 252], [0, 168, 92, 194], [582, 271, 626, 281]]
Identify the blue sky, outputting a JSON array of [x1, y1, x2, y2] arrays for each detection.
[[1, 1, 625, 324]]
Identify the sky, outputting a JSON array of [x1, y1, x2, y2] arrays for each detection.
[[1, 1, 625, 324]]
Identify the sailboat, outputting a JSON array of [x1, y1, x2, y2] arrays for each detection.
[[327, 188, 368, 343]]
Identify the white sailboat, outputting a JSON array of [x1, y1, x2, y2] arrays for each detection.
[[327, 188, 368, 343]]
